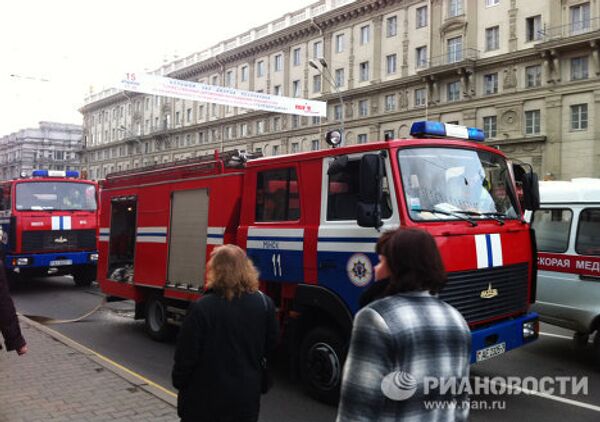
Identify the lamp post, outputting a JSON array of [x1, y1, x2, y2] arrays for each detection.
[[309, 58, 345, 145]]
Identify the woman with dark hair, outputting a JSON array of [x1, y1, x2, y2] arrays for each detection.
[[172, 245, 278, 422], [337, 228, 471, 422]]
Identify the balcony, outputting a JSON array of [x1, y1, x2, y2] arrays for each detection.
[[417, 48, 479, 80], [539, 17, 600, 42]]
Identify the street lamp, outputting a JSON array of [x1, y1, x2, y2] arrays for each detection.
[[309, 58, 345, 146]]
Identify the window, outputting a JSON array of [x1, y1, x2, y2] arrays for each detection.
[[312, 116, 321, 125], [273, 117, 281, 131], [386, 54, 397, 74], [293, 48, 301, 66], [532, 209, 573, 253], [571, 2, 590, 34], [486, 0, 499, 6], [447, 37, 462, 63], [225, 70, 234, 87], [240, 123, 248, 137], [576, 208, 600, 255], [255, 168, 300, 222], [385, 94, 396, 111], [571, 104, 588, 130], [312, 140, 320, 150], [358, 99, 369, 117], [415, 88, 427, 107], [448, 0, 463, 17], [386, 16, 397, 37], [483, 116, 497, 138], [313, 75, 321, 93], [313, 41, 322, 59], [256, 120, 266, 134], [384, 130, 395, 141], [272, 145, 279, 156], [359, 61, 370, 81], [360, 25, 370, 45], [447, 81, 460, 102], [526, 65, 542, 87], [335, 33, 344, 53], [571, 56, 589, 80], [274, 54, 283, 72], [526, 15, 542, 41], [186, 108, 192, 122], [525, 110, 541, 135], [274, 85, 282, 96], [175, 111, 181, 125], [484, 73, 498, 95], [335, 68, 345, 87], [416, 46, 428, 68], [327, 158, 392, 221], [291, 143, 299, 153], [416, 6, 428, 28], [357, 134, 368, 144], [292, 115, 300, 129], [486, 26, 500, 51], [334, 105, 343, 121], [292, 80, 301, 97], [257, 61, 265, 77], [241, 65, 249, 81]]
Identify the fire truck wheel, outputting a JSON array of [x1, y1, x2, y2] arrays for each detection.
[[594, 332, 600, 367], [73, 268, 96, 287], [145, 296, 174, 342], [299, 326, 346, 405]]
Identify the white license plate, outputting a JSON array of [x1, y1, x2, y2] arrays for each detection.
[[50, 259, 72, 266], [476, 342, 506, 362]]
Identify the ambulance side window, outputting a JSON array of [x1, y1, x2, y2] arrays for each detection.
[[532, 208, 572, 253], [255, 168, 300, 222], [327, 159, 392, 221], [575, 208, 600, 256]]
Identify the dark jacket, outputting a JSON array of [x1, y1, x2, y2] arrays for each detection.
[[172, 290, 278, 422], [0, 263, 26, 352]]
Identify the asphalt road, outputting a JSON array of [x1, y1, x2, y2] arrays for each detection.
[[10, 276, 600, 422]]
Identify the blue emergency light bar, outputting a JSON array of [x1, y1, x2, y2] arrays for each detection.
[[32, 170, 80, 178], [410, 121, 485, 142]]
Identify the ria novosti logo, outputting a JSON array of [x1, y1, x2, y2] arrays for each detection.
[[381, 370, 418, 401]]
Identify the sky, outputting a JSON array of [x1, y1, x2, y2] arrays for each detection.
[[0, 0, 316, 137]]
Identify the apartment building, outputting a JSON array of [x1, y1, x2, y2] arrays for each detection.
[[0, 121, 83, 180], [80, 0, 600, 180]]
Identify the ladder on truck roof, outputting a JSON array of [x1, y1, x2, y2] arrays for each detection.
[[103, 149, 262, 185]]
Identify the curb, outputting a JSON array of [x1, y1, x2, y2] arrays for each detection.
[[18, 314, 178, 408]]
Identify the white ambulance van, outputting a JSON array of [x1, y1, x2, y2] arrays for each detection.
[[531, 178, 600, 359]]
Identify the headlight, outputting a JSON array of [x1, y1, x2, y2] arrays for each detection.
[[16, 258, 30, 266], [523, 320, 538, 340], [90, 253, 99, 261]]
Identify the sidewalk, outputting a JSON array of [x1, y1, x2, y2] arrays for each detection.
[[0, 317, 178, 422]]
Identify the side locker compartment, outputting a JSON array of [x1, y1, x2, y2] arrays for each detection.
[[167, 188, 209, 291]]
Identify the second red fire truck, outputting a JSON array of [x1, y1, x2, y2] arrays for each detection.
[[97, 121, 540, 402]]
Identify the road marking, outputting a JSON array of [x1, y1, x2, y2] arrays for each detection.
[[539, 332, 573, 341], [487, 379, 600, 413]]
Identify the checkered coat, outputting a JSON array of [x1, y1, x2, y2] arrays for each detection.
[[336, 292, 471, 422]]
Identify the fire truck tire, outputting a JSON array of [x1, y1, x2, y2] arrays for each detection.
[[145, 296, 174, 342], [299, 326, 346, 405], [573, 332, 589, 349], [73, 268, 96, 287]]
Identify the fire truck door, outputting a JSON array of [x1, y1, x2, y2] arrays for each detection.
[[167, 188, 209, 289], [317, 153, 400, 313]]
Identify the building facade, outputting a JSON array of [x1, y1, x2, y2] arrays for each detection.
[[0, 122, 83, 180], [80, 0, 600, 181]]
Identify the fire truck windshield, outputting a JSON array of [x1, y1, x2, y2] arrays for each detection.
[[398, 147, 519, 222], [15, 182, 97, 211]]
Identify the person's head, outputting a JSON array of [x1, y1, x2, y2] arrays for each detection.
[[205, 244, 259, 300], [376, 228, 446, 295]]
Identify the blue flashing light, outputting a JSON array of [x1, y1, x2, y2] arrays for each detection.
[[31, 170, 80, 178], [410, 121, 485, 142]]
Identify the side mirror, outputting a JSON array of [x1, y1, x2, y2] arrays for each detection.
[[513, 163, 540, 212], [357, 154, 384, 228]]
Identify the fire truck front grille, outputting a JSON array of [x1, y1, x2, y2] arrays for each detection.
[[439, 263, 529, 326], [21, 230, 96, 252]]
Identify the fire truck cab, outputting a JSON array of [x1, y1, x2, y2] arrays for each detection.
[[0, 170, 99, 286], [98, 121, 540, 403]]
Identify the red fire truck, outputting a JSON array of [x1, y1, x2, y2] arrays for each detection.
[[0, 170, 99, 286], [98, 121, 540, 402]]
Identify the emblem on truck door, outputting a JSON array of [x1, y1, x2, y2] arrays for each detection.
[[480, 283, 498, 299], [54, 236, 68, 244]]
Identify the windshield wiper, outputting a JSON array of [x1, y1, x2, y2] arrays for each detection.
[[455, 210, 505, 225], [413, 208, 478, 227]]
